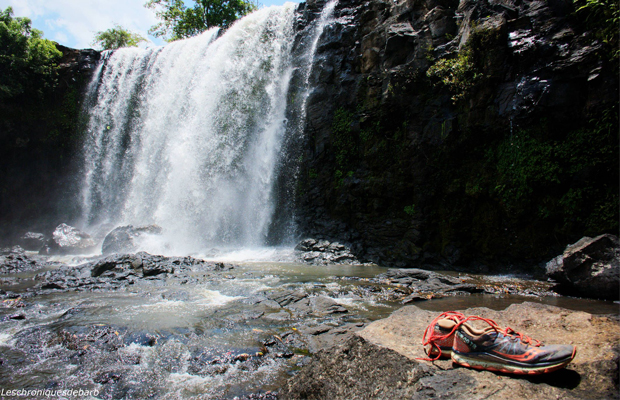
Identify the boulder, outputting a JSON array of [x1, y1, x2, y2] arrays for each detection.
[[101, 224, 163, 255], [40, 223, 96, 255], [0, 248, 57, 274], [295, 238, 360, 265], [295, 238, 317, 251], [19, 232, 46, 251], [546, 234, 619, 301]]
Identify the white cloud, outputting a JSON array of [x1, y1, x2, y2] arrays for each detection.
[[52, 31, 69, 45], [0, 0, 161, 48]]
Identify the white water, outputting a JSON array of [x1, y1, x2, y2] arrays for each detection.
[[79, 2, 343, 256], [80, 6, 299, 254]]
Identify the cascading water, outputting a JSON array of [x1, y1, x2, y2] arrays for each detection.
[[80, 6, 298, 254]]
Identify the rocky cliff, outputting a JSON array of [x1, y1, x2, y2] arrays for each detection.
[[293, 0, 618, 269], [0, 1, 617, 270], [0, 46, 100, 243]]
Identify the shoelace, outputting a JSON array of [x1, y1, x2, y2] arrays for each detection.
[[501, 326, 542, 347], [419, 312, 541, 361], [419, 311, 466, 361]]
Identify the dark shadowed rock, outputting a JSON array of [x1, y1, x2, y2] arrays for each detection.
[[0, 249, 58, 274], [280, 335, 427, 399], [19, 232, 46, 251], [546, 234, 619, 301], [295, 238, 360, 265]]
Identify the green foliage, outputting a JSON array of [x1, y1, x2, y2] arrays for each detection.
[[146, 0, 258, 41], [494, 131, 561, 208], [92, 25, 146, 50], [426, 50, 482, 102], [490, 105, 619, 233], [427, 25, 504, 103], [404, 204, 416, 216], [0, 7, 62, 99], [331, 107, 357, 169], [573, 0, 619, 57]]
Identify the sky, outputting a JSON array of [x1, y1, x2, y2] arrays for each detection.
[[0, 0, 295, 49]]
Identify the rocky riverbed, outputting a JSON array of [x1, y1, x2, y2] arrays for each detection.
[[0, 248, 617, 399]]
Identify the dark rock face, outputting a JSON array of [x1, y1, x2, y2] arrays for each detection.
[[290, 0, 619, 268], [101, 225, 163, 255], [0, 46, 100, 246], [546, 234, 620, 301]]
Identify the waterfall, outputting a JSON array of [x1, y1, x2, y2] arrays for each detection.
[[80, 5, 298, 254]]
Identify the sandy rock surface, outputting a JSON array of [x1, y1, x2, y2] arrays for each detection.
[[282, 303, 620, 399]]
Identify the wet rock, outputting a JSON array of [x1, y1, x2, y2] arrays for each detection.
[[227, 310, 266, 322], [301, 324, 332, 336], [94, 371, 122, 384], [1, 245, 25, 256], [124, 331, 159, 347], [142, 260, 174, 277], [41, 282, 66, 290], [295, 238, 317, 251], [546, 234, 619, 301], [295, 238, 360, 265], [290, 296, 349, 316], [42, 223, 97, 255], [0, 250, 55, 274], [263, 310, 291, 321], [375, 268, 483, 301], [101, 224, 163, 255], [235, 392, 278, 400], [267, 290, 308, 307], [283, 303, 620, 400], [34, 252, 234, 294], [19, 232, 46, 251]]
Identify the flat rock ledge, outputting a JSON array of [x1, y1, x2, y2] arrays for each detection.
[[280, 303, 620, 400]]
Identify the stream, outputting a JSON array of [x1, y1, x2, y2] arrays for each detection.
[[0, 249, 616, 399]]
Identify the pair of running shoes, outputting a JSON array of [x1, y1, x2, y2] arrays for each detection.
[[421, 311, 576, 375]]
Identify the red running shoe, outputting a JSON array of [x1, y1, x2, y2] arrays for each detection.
[[451, 317, 577, 375], [421, 311, 467, 360]]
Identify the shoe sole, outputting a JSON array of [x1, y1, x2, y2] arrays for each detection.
[[451, 347, 577, 375]]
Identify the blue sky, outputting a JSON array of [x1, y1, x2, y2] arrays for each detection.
[[0, 0, 295, 49]]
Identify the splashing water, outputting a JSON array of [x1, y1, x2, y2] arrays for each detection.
[[80, 6, 299, 254]]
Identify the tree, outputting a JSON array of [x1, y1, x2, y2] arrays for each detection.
[[0, 7, 62, 99], [92, 25, 147, 50], [145, 0, 257, 42]]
